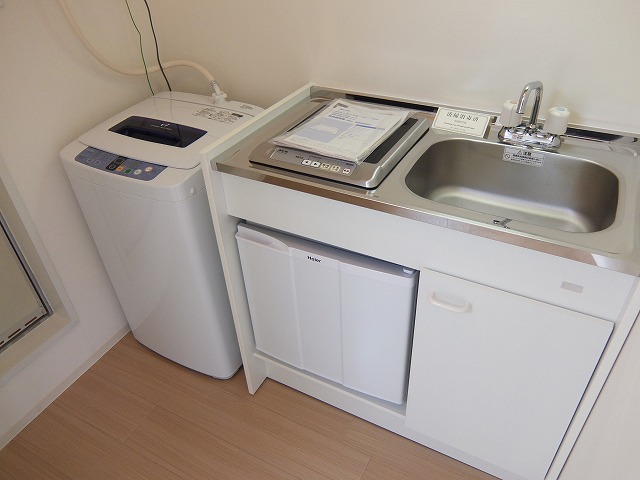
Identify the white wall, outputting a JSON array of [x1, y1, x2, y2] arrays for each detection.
[[0, 0, 153, 444], [1, 0, 639, 478], [156, 0, 640, 135]]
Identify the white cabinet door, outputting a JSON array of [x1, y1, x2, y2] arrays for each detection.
[[405, 269, 613, 480]]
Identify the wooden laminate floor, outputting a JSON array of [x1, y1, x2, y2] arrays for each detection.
[[0, 333, 496, 479]]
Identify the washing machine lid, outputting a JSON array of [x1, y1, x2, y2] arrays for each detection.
[[78, 92, 263, 170]]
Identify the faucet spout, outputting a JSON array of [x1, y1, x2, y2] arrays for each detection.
[[516, 80, 543, 129]]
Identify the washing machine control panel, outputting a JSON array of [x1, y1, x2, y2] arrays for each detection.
[[75, 147, 166, 181]]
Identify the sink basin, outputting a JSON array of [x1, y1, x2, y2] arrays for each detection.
[[404, 138, 619, 233]]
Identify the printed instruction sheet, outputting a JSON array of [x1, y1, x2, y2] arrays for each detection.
[[273, 100, 411, 163]]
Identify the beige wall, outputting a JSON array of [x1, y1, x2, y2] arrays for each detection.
[[1, 0, 639, 477], [156, 0, 640, 134], [0, 0, 144, 444]]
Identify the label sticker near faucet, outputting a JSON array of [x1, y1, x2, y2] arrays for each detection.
[[503, 146, 545, 167]]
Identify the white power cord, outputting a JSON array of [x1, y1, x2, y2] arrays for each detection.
[[57, 0, 227, 102]]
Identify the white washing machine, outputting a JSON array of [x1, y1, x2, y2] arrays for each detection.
[[61, 92, 262, 378]]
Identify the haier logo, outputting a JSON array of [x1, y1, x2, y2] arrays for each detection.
[[151, 122, 173, 131], [307, 255, 321, 263]]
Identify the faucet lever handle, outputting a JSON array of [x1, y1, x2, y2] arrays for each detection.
[[499, 100, 523, 127], [543, 107, 570, 135]]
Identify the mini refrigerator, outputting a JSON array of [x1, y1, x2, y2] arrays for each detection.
[[236, 223, 417, 404]]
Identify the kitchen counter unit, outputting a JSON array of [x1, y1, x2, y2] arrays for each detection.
[[200, 85, 640, 480]]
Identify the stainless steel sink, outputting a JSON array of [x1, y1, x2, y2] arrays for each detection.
[[404, 138, 619, 233], [218, 87, 640, 273]]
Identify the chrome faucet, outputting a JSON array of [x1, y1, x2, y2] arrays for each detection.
[[498, 81, 564, 150], [517, 81, 543, 131]]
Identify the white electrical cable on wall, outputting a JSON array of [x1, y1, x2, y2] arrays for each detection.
[[57, 0, 227, 102]]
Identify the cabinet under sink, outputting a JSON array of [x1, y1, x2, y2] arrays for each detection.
[[405, 269, 613, 480]]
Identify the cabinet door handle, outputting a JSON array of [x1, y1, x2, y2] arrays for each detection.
[[428, 292, 471, 313]]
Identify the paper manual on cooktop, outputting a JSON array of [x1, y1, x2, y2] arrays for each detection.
[[272, 100, 411, 163]]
